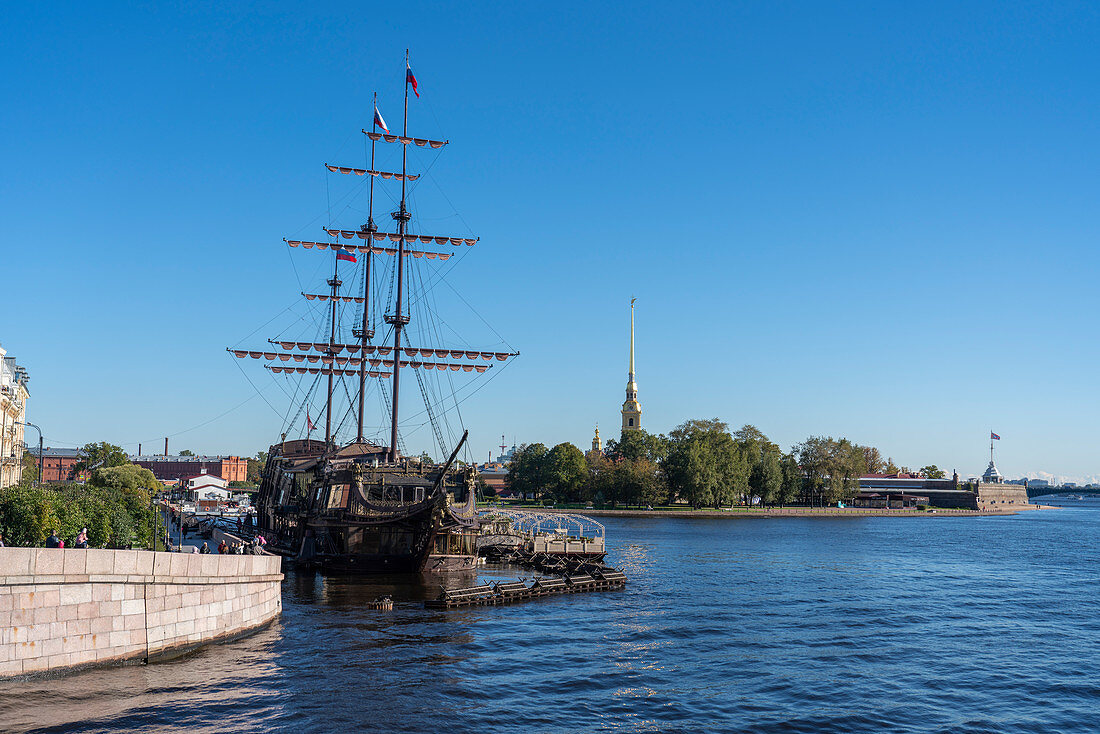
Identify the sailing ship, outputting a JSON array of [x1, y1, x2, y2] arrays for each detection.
[[229, 55, 516, 573]]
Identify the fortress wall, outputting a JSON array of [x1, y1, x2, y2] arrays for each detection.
[[976, 483, 1030, 507], [0, 548, 282, 679]]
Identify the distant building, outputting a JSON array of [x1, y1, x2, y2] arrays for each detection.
[[587, 425, 604, 460], [132, 454, 247, 483], [180, 471, 231, 501], [0, 343, 30, 488], [478, 463, 509, 495], [28, 447, 87, 483], [1027, 479, 1050, 489]]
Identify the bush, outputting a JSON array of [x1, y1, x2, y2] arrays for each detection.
[[0, 483, 155, 548]]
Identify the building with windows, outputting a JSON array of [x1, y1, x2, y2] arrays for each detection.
[[181, 471, 231, 501], [131, 454, 247, 483], [27, 447, 87, 483], [0, 343, 30, 489]]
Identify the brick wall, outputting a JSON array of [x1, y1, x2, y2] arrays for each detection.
[[0, 548, 282, 678]]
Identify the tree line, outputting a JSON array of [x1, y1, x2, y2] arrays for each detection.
[[506, 419, 939, 508]]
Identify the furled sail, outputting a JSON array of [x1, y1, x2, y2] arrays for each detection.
[[265, 361, 489, 375], [284, 240, 453, 260], [258, 343, 519, 361], [324, 164, 419, 181], [362, 130, 448, 148], [267, 365, 394, 378], [301, 293, 366, 304], [321, 229, 478, 246]]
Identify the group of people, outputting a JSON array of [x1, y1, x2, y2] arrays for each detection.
[[196, 535, 267, 555], [37, 527, 92, 549]]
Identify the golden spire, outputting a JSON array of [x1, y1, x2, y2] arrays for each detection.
[[622, 298, 641, 432]]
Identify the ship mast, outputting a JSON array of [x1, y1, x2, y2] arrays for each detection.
[[324, 230, 341, 447], [387, 51, 412, 462], [356, 92, 379, 443], [229, 54, 522, 459]]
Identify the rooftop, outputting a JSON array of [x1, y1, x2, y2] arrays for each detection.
[[28, 447, 83, 458], [131, 455, 241, 462]]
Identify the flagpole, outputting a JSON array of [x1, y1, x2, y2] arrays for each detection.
[[388, 50, 411, 462], [357, 92, 379, 443]]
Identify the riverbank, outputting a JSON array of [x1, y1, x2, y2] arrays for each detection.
[[530, 505, 1052, 519]]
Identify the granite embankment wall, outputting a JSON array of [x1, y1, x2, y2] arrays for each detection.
[[0, 548, 282, 678]]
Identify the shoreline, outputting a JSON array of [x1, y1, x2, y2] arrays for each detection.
[[520, 505, 1054, 519]]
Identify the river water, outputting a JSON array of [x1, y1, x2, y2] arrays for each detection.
[[2, 500, 1099, 733]]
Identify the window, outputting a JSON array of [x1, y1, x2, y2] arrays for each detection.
[[629, 418, 634, 426]]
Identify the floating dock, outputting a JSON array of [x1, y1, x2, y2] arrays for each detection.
[[425, 567, 627, 609]]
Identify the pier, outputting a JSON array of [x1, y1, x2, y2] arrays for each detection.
[[425, 566, 627, 609]]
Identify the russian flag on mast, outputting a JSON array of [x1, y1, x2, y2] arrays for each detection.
[[991, 432, 1000, 440], [336, 247, 357, 263], [406, 62, 419, 98], [373, 104, 389, 133]]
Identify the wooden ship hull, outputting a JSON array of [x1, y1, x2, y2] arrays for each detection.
[[255, 438, 479, 574]]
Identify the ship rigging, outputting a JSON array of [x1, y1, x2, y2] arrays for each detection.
[[228, 54, 516, 572]]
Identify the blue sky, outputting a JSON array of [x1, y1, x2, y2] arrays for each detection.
[[2, 2, 1098, 480]]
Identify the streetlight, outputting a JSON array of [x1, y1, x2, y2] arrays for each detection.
[[15, 421, 42, 486]]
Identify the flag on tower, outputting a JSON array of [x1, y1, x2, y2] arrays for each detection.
[[336, 247, 357, 263], [991, 432, 1001, 440], [373, 104, 389, 133], [406, 63, 419, 97]]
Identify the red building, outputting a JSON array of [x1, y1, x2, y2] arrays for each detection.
[[131, 455, 247, 483], [29, 448, 87, 483]]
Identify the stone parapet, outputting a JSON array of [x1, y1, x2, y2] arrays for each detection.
[[0, 548, 282, 679]]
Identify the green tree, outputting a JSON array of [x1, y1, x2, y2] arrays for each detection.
[[74, 442, 127, 475], [179, 449, 195, 456], [20, 451, 39, 485], [665, 418, 742, 508], [735, 425, 782, 506], [602, 457, 663, 508], [507, 443, 549, 501], [794, 436, 868, 505], [778, 452, 802, 505], [605, 429, 669, 463], [247, 450, 268, 483], [863, 446, 885, 474], [920, 465, 946, 479], [88, 464, 161, 493], [0, 482, 154, 548], [545, 443, 587, 503], [750, 449, 783, 506]]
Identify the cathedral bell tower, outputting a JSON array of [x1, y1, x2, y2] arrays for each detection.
[[621, 298, 641, 432]]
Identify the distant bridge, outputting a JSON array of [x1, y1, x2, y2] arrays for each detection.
[[1027, 487, 1100, 499]]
